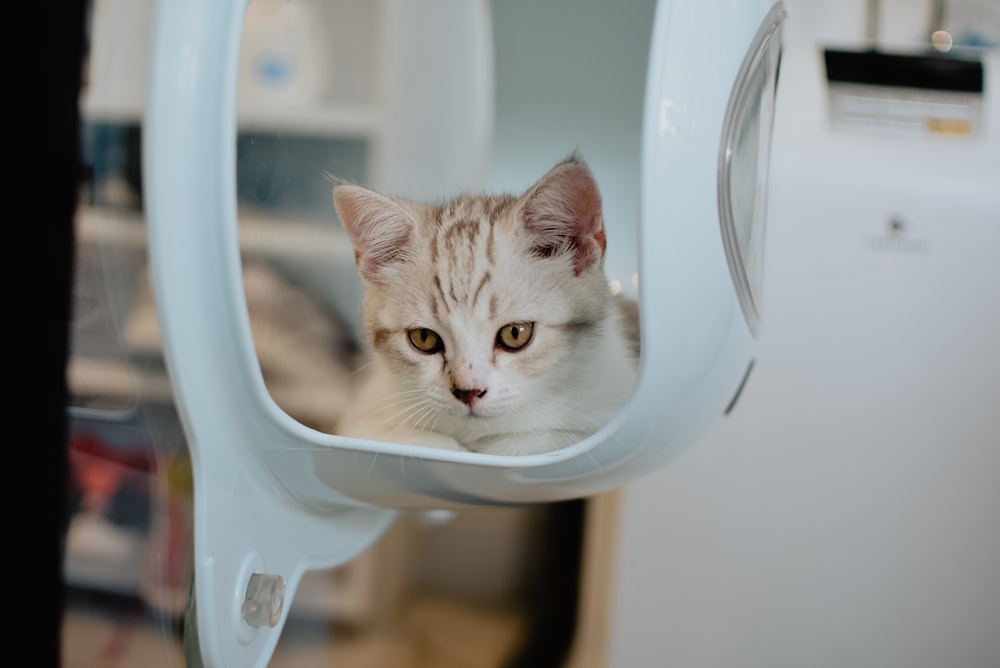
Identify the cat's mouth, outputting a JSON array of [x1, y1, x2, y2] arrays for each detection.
[[453, 403, 500, 421]]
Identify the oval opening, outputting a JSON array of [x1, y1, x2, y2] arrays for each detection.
[[235, 0, 650, 457]]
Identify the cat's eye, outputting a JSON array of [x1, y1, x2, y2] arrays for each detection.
[[496, 322, 534, 351], [408, 328, 444, 354]]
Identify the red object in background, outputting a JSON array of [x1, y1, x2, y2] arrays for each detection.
[[68, 429, 154, 518]]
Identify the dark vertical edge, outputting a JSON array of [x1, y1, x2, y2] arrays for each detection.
[[503, 499, 586, 668], [28, 0, 87, 662]]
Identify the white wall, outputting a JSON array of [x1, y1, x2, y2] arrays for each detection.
[[604, 5, 1000, 666]]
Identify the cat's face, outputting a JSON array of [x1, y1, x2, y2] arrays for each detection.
[[334, 157, 613, 444]]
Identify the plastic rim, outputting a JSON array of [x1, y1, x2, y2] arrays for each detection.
[[718, 2, 785, 336]]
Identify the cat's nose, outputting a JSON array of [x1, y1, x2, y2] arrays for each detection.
[[452, 387, 487, 407]]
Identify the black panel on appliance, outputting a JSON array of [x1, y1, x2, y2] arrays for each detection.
[[824, 49, 983, 93]]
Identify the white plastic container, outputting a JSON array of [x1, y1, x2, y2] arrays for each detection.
[[143, 1, 786, 665]]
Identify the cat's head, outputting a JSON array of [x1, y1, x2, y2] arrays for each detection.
[[332, 156, 615, 446]]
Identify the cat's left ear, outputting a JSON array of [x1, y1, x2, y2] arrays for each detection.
[[519, 155, 606, 275], [333, 183, 416, 283]]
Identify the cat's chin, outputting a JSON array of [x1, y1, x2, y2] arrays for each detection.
[[452, 406, 501, 420]]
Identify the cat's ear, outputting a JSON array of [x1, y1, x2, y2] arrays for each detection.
[[333, 182, 416, 282], [519, 155, 606, 275]]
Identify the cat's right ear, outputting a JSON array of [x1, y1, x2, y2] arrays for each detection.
[[332, 183, 416, 283], [519, 155, 606, 276]]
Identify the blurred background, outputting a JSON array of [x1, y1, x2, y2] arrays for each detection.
[[62, 0, 998, 666]]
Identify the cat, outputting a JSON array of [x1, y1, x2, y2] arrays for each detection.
[[331, 155, 637, 455]]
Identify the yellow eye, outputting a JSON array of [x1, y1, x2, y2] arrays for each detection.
[[407, 328, 443, 354], [496, 322, 534, 351]]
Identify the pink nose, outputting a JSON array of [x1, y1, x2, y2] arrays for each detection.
[[452, 387, 487, 407]]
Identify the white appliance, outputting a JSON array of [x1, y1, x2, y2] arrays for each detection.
[[142, 0, 785, 665], [605, 39, 1000, 667]]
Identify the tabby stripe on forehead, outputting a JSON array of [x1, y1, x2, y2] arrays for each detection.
[[433, 274, 452, 308], [442, 219, 479, 253], [485, 220, 495, 265], [487, 198, 507, 225], [444, 219, 480, 290], [471, 271, 491, 309], [429, 290, 440, 318], [437, 273, 461, 310]]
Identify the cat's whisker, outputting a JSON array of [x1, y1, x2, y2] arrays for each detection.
[[513, 394, 592, 434], [342, 360, 375, 382], [366, 394, 441, 439], [544, 394, 633, 451], [407, 405, 441, 435], [367, 397, 427, 421], [367, 388, 429, 406], [426, 410, 448, 441], [496, 395, 612, 457], [375, 400, 433, 433], [539, 395, 608, 433], [394, 401, 434, 432], [357, 390, 431, 425], [582, 447, 602, 472], [365, 450, 380, 482], [529, 396, 629, 468]]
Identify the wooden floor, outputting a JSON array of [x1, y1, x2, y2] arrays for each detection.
[[62, 590, 525, 668]]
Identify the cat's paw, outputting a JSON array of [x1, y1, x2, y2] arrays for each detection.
[[467, 431, 583, 456], [396, 431, 465, 451], [338, 421, 465, 452]]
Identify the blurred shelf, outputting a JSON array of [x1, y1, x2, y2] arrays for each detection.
[[236, 209, 357, 263], [64, 514, 148, 596], [75, 206, 147, 248], [81, 93, 383, 139], [75, 205, 356, 263], [236, 103, 384, 139], [67, 357, 173, 407], [72, 204, 365, 429]]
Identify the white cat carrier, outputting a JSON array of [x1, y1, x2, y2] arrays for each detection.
[[142, 0, 784, 664]]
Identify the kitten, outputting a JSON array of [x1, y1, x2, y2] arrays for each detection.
[[332, 155, 637, 455]]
